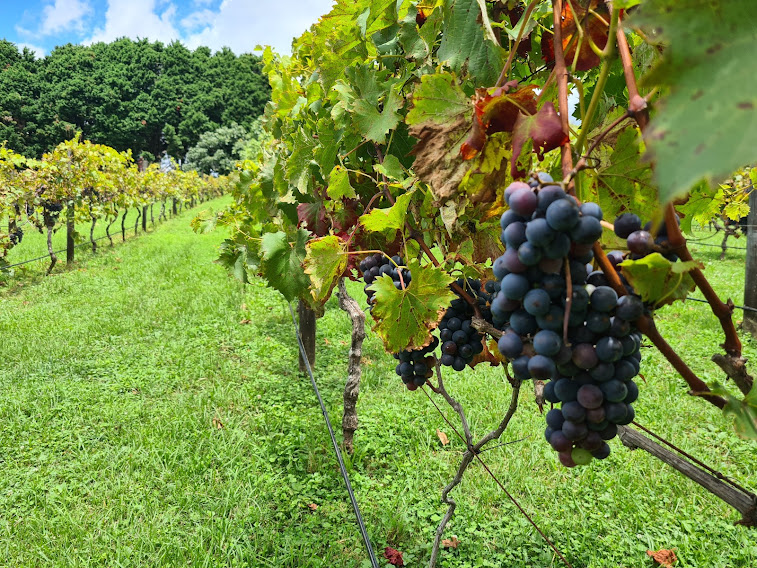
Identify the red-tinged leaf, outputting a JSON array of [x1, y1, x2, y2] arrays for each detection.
[[461, 83, 537, 161], [384, 546, 405, 566], [542, 0, 609, 72], [510, 102, 569, 178], [297, 201, 329, 236], [331, 199, 361, 233], [647, 549, 678, 568]]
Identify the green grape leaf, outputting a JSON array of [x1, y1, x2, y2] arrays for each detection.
[[369, 260, 456, 352], [303, 235, 348, 307], [353, 88, 404, 144], [709, 381, 757, 441], [327, 166, 357, 200], [630, 0, 757, 203], [260, 230, 311, 302], [359, 191, 414, 234], [618, 253, 701, 307], [437, 0, 506, 85], [374, 154, 406, 181], [286, 129, 317, 194], [676, 182, 725, 234]]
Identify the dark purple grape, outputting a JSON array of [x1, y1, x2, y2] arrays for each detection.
[[518, 241, 543, 266], [537, 185, 566, 213], [614, 359, 637, 381], [609, 316, 631, 337], [614, 213, 641, 239], [580, 202, 603, 220], [525, 217, 555, 246], [579, 430, 605, 451], [498, 332, 523, 359], [523, 289, 551, 317], [606, 250, 625, 267], [562, 401, 586, 423], [502, 248, 527, 273], [543, 232, 572, 259], [586, 311, 611, 334], [627, 230, 654, 255], [504, 181, 531, 206], [546, 198, 580, 231], [589, 362, 615, 383], [544, 380, 559, 403], [503, 221, 528, 248], [570, 215, 603, 244], [599, 422, 618, 440], [586, 406, 606, 424], [509, 188, 538, 217], [533, 330, 562, 357], [562, 420, 588, 441], [564, 287, 590, 311], [587, 270, 609, 287], [590, 286, 618, 312], [616, 295, 644, 321], [452, 330, 468, 345], [624, 381, 639, 403], [591, 442, 611, 459], [511, 355, 531, 380], [596, 336, 624, 363], [546, 408, 565, 430], [605, 402, 628, 424], [553, 378, 579, 402], [452, 357, 466, 372], [577, 384, 604, 409], [442, 341, 458, 355], [536, 306, 564, 332], [572, 343, 598, 370], [510, 310, 538, 335], [600, 380, 628, 404], [549, 430, 572, 452], [528, 354, 556, 380]]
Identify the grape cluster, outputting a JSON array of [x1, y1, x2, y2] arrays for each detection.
[[42, 200, 63, 227], [613, 212, 679, 262], [359, 253, 411, 307], [491, 174, 644, 467], [9, 228, 23, 246], [394, 337, 439, 390], [438, 279, 489, 372]]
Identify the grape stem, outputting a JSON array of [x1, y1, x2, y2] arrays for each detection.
[[552, 0, 575, 179], [563, 258, 573, 344]]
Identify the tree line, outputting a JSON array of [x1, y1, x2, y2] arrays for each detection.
[[0, 38, 270, 161]]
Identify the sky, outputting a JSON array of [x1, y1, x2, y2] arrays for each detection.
[[0, 0, 336, 57]]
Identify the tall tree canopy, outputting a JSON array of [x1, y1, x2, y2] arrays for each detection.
[[0, 38, 270, 159]]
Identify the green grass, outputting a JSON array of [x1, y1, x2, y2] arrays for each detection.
[[0, 211, 755, 567]]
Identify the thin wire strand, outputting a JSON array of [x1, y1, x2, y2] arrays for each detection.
[[684, 296, 757, 314], [288, 303, 380, 568], [421, 386, 574, 568], [3, 234, 113, 269]]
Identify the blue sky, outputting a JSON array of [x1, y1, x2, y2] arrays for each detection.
[[1, 0, 335, 57]]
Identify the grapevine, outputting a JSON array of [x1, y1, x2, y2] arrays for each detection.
[[211, 0, 757, 565]]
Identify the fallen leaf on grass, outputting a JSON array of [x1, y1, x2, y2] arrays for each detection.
[[324, 338, 331, 346], [442, 536, 460, 548], [212, 417, 224, 430], [239, 318, 251, 325], [436, 429, 450, 446], [384, 547, 404, 567], [307, 503, 318, 511], [647, 549, 677, 567]]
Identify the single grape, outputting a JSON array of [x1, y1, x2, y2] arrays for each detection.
[[579, 202, 603, 220], [616, 295, 644, 321], [572, 343, 598, 370], [614, 213, 641, 239], [554, 378, 579, 402], [546, 408, 565, 430], [537, 185, 566, 213], [504, 181, 531, 206], [503, 221, 528, 248], [590, 286, 619, 312], [562, 420, 588, 441], [543, 232, 572, 259], [571, 448, 593, 465], [533, 329, 562, 357], [549, 430, 573, 452], [562, 401, 586, 422], [523, 288, 551, 317], [570, 216, 603, 244], [528, 354, 556, 380], [627, 230, 654, 255], [596, 336, 624, 363], [546, 198, 580, 231], [591, 443, 611, 460], [518, 241, 543, 266], [509, 188, 538, 217], [498, 332, 524, 359]]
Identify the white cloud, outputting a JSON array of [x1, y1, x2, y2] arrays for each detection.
[[180, 9, 216, 32], [184, 0, 335, 55], [40, 0, 92, 35], [86, 0, 180, 45]]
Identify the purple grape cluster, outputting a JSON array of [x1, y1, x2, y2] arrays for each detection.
[[394, 338, 439, 391], [438, 279, 490, 372], [359, 254, 411, 307], [491, 174, 644, 467], [613, 212, 679, 262]]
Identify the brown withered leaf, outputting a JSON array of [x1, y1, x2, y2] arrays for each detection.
[[442, 536, 460, 549], [307, 503, 318, 511], [511, 102, 569, 178], [384, 546, 405, 567], [461, 83, 537, 161], [542, 0, 609, 72], [469, 338, 503, 369], [239, 318, 251, 325], [436, 429, 450, 446], [647, 549, 678, 568], [212, 417, 224, 430], [410, 114, 470, 203]]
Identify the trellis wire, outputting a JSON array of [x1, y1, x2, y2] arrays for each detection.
[[421, 385, 574, 568], [684, 296, 757, 314], [287, 303, 380, 568]]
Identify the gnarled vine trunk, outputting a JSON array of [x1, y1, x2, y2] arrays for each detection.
[[337, 278, 365, 454]]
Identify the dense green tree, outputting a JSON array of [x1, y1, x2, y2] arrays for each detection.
[[0, 39, 269, 159], [183, 122, 247, 175]]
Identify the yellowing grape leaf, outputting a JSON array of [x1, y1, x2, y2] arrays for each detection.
[[369, 260, 455, 352], [618, 253, 701, 307], [304, 236, 348, 307], [327, 166, 357, 200], [359, 191, 414, 235], [631, 0, 757, 203]]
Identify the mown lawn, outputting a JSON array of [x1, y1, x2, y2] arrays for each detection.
[[0, 201, 755, 567]]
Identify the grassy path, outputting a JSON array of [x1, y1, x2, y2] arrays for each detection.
[[1, 205, 756, 567]]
